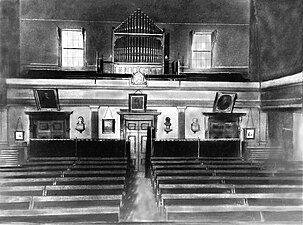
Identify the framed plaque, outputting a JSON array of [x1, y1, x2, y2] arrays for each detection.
[[33, 89, 60, 110], [129, 94, 147, 112], [15, 131, 24, 141], [244, 128, 255, 139], [102, 119, 115, 134], [213, 92, 237, 113]]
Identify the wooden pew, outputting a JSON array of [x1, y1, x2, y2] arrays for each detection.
[[165, 205, 303, 222], [151, 159, 254, 165], [156, 176, 303, 187], [71, 165, 127, 170], [197, 157, 245, 161], [28, 157, 77, 161], [55, 176, 126, 186], [32, 195, 123, 208], [0, 184, 125, 196], [152, 163, 262, 168], [23, 160, 128, 167], [0, 170, 126, 178], [45, 185, 125, 196], [25, 157, 128, 165], [150, 157, 303, 223], [0, 165, 70, 172], [0, 206, 120, 223], [77, 157, 127, 161], [0, 156, 128, 223], [153, 169, 303, 178], [0, 196, 31, 210], [22, 161, 75, 167], [62, 170, 126, 177], [0, 177, 126, 186], [156, 183, 303, 205], [0, 186, 44, 196], [161, 193, 303, 207], [0, 164, 127, 172], [159, 184, 303, 195], [0, 171, 63, 178], [0, 194, 123, 211], [151, 157, 200, 164], [0, 178, 55, 186], [151, 157, 244, 161]]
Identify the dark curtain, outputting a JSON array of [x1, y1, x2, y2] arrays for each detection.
[[249, 0, 303, 81]]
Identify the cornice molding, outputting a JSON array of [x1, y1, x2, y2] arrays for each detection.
[[7, 99, 261, 108], [5, 79, 260, 92], [261, 72, 303, 90]]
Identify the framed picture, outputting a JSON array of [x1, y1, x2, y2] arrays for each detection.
[[33, 89, 60, 111], [213, 92, 237, 113], [102, 119, 115, 134], [15, 131, 24, 141], [129, 94, 147, 112], [244, 128, 255, 139]]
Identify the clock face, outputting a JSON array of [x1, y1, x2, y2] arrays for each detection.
[[217, 95, 232, 110]]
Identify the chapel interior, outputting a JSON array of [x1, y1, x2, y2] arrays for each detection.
[[0, 0, 302, 224]]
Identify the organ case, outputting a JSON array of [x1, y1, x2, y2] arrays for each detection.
[[112, 9, 165, 75]]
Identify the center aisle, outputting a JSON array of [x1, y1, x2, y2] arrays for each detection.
[[122, 172, 165, 222]]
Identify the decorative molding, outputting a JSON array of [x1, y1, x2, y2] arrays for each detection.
[[261, 72, 303, 90], [20, 18, 249, 27], [89, 106, 100, 112], [213, 66, 249, 69], [176, 106, 187, 111], [261, 74, 302, 109], [261, 98, 302, 109], [7, 99, 261, 108], [6, 78, 260, 90], [130, 71, 147, 86], [261, 104, 302, 110]]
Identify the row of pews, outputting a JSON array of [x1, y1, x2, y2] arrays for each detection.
[[150, 157, 303, 223], [0, 157, 129, 223]]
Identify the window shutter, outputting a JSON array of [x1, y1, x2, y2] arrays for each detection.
[[211, 30, 217, 50], [57, 27, 61, 40], [189, 30, 194, 68], [81, 27, 86, 66], [57, 27, 62, 67], [81, 27, 86, 41], [164, 31, 170, 58]]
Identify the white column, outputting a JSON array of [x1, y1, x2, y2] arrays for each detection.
[[90, 106, 100, 139], [0, 107, 8, 145], [177, 106, 187, 139]]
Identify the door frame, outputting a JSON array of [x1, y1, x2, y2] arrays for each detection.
[[125, 120, 151, 171], [118, 109, 160, 171]]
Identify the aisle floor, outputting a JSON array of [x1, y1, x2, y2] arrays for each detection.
[[122, 172, 165, 222]]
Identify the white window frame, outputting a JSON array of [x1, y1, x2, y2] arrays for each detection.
[[191, 31, 214, 69], [59, 28, 86, 69]]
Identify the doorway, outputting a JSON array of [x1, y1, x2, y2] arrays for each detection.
[[118, 109, 160, 172], [125, 120, 152, 171]]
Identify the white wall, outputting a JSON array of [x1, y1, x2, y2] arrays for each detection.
[[293, 111, 303, 160]]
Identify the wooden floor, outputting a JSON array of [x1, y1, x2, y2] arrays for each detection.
[[122, 172, 164, 222]]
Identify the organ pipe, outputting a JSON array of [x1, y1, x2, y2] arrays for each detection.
[[113, 9, 164, 64]]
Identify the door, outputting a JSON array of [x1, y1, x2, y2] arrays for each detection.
[[37, 120, 64, 139], [125, 120, 152, 171]]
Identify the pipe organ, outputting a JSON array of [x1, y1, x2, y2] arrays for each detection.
[[113, 9, 165, 75]]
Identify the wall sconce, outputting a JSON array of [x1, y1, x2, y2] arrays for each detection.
[[75, 116, 85, 133], [164, 117, 172, 133], [191, 118, 200, 134]]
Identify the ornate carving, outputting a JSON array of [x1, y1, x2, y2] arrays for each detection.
[[131, 71, 147, 86]]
